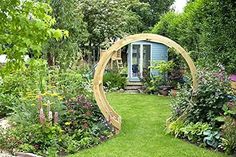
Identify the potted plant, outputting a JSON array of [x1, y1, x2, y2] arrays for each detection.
[[150, 61, 175, 96]]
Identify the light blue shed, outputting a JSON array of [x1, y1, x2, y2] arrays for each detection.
[[127, 41, 168, 82]]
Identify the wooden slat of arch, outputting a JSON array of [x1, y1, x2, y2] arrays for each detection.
[[93, 33, 197, 133]]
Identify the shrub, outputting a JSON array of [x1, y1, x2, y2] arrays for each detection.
[[141, 61, 177, 94], [168, 67, 233, 153], [170, 86, 192, 120], [103, 70, 126, 91], [152, 0, 236, 74], [179, 122, 215, 145], [0, 60, 48, 96], [188, 69, 230, 126], [140, 69, 162, 94], [0, 59, 114, 156], [0, 94, 113, 156], [61, 95, 114, 140], [0, 124, 63, 156], [49, 68, 93, 100], [221, 117, 236, 154], [171, 68, 231, 127], [0, 94, 19, 118], [0, 59, 48, 117], [0, 59, 94, 117]]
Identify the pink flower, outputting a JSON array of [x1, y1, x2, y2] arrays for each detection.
[[54, 112, 59, 124], [39, 108, 46, 125]]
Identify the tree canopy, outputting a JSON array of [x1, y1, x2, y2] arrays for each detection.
[[45, 0, 88, 68], [152, 0, 236, 73], [0, 0, 66, 61]]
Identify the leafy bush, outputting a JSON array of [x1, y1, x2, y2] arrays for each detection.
[[141, 69, 162, 94], [0, 94, 113, 155], [188, 69, 230, 126], [167, 67, 234, 153], [49, 68, 93, 100], [0, 59, 48, 97], [221, 117, 236, 154], [61, 95, 113, 140], [203, 130, 221, 149], [141, 61, 175, 94], [0, 124, 63, 155], [167, 120, 221, 148], [0, 59, 114, 156], [0, 94, 19, 118], [171, 68, 231, 127], [103, 71, 127, 91], [170, 86, 192, 120], [180, 122, 211, 144], [0, 59, 94, 118], [152, 0, 236, 74], [0, 60, 48, 117]]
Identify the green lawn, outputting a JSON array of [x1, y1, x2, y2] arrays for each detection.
[[70, 93, 227, 157]]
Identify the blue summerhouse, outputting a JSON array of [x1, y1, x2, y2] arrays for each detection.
[[127, 41, 168, 82]]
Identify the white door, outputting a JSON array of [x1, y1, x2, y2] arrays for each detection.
[[130, 43, 151, 81]]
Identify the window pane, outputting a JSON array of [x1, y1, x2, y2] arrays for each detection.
[[143, 45, 151, 70], [132, 45, 140, 77]]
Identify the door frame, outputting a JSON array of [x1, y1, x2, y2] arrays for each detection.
[[129, 42, 152, 81]]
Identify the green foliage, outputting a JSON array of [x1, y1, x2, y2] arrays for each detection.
[[166, 119, 185, 137], [167, 120, 221, 149], [45, 0, 88, 69], [171, 68, 231, 127], [103, 71, 127, 91], [152, 0, 236, 74], [0, 0, 66, 73], [0, 123, 63, 155], [49, 68, 93, 100], [0, 59, 95, 117], [221, 117, 236, 154], [79, 0, 141, 47], [0, 59, 48, 97], [61, 95, 113, 149], [180, 122, 212, 143], [168, 68, 234, 153], [188, 69, 230, 126], [0, 59, 114, 155], [170, 86, 192, 119], [203, 130, 221, 149], [150, 61, 175, 74], [132, 0, 175, 31], [0, 94, 19, 118], [0, 59, 48, 117], [141, 61, 175, 94]]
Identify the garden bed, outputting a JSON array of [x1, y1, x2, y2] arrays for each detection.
[[0, 61, 114, 156]]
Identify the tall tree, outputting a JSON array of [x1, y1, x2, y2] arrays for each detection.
[[0, 0, 66, 73], [79, 0, 142, 62], [45, 0, 88, 69], [133, 0, 175, 31], [152, 0, 236, 73]]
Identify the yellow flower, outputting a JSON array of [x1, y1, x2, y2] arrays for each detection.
[[58, 96, 64, 100], [65, 122, 71, 126], [51, 93, 59, 97]]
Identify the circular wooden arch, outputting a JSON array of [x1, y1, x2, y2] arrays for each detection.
[[93, 33, 197, 133]]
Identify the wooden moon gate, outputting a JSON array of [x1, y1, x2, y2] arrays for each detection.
[[93, 33, 197, 133]]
